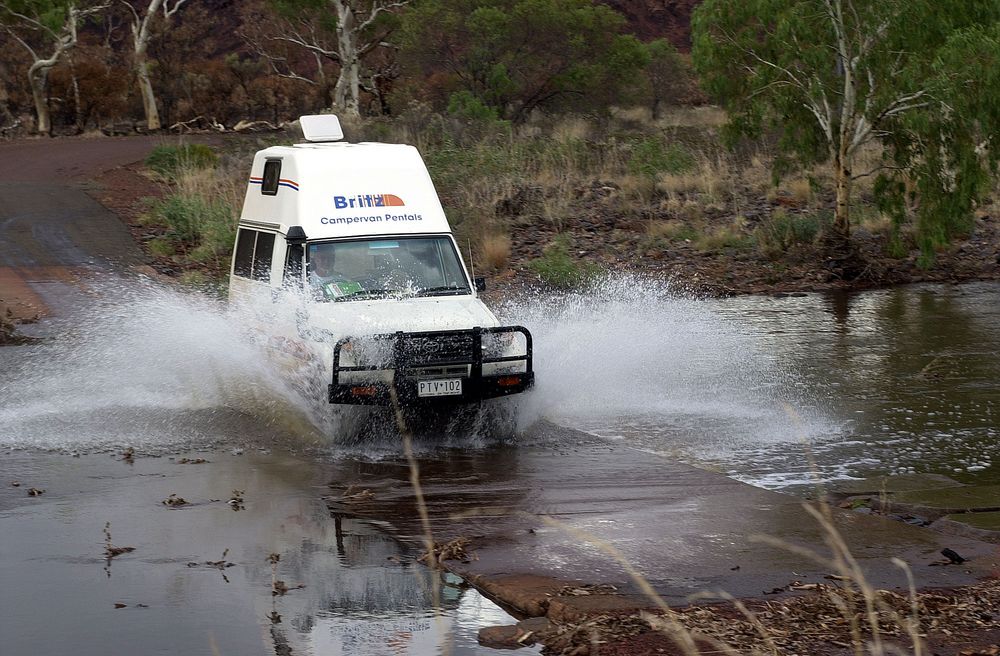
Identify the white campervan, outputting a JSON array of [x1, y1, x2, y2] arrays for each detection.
[[228, 115, 533, 409]]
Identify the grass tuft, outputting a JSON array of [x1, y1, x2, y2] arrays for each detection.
[[754, 210, 828, 257], [628, 138, 695, 179], [481, 232, 512, 271], [528, 236, 598, 288], [146, 143, 218, 178]]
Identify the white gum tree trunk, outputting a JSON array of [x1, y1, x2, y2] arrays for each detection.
[[332, 0, 361, 117], [125, 0, 188, 131], [258, 0, 407, 117], [1, 2, 102, 135]]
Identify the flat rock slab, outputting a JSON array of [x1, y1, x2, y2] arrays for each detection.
[[326, 426, 999, 610], [890, 485, 1000, 520], [943, 511, 1000, 530], [830, 473, 966, 500], [932, 512, 1000, 544]]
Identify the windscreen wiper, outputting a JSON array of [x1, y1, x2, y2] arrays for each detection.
[[415, 286, 469, 297], [335, 289, 397, 301]]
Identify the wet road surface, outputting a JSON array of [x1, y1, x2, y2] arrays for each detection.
[[325, 427, 997, 605], [0, 450, 520, 656]]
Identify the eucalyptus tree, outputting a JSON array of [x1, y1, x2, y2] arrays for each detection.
[[254, 0, 409, 117], [644, 38, 693, 120], [120, 0, 189, 131], [693, 0, 1000, 258], [398, 0, 647, 122], [0, 0, 106, 135]]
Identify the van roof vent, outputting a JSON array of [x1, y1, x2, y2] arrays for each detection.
[[300, 115, 344, 142]]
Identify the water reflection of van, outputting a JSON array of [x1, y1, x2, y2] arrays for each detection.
[[228, 115, 534, 414]]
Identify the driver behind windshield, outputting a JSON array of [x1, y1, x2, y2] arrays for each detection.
[[310, 248, 341, 283], [309, 246, 360, 299], [307, 238, 468, 300]]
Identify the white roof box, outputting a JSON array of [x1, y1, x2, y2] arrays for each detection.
[[300, 114, 344, 142]]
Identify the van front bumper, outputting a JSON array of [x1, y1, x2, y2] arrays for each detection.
[[327, 326, 534, 406]]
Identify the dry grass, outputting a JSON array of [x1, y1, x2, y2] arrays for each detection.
[[743, 154, 774, 193], [646, 219, 695, 242], [655, 105, 728, 129], [661, 196, 706, 222], [618, 174, 658, 202], [694, 221, 751, 252], [859, 210, 895, 237], [481, 232, 512, 271], [658, 153, 731, 201], [551, 116, 593, 143], [786, 177, 813, 205], [174, 160, 246, 218], [611, 106, 655, 125]]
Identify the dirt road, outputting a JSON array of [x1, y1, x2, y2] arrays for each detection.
[[0, 136, 158, 321]]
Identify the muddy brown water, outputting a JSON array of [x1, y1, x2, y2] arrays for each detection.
[[559, 282, 1000, 492], [0, 449, 531, 656]]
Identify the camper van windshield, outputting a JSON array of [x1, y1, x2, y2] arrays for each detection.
[[307, 236, 471, 301]]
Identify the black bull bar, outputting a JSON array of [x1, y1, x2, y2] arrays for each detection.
[[328, 326, 534, 405]]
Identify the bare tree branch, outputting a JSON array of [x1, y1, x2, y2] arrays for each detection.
[[356, 0, 409, 33]]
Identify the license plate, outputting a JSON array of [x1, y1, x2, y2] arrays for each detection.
[[417, 378, 463, 397]]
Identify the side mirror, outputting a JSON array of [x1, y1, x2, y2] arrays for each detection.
[[474, 277, 487, 292]]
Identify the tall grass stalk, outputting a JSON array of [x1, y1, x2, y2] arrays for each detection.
[[388, 387, 450, 656]]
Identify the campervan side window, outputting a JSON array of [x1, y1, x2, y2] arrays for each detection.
[[252, 232, 275, 281], [233, 228, 275, 282], [233, 228, 256, 277], [261, 160, 281, 196]]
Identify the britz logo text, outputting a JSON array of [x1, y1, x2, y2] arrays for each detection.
[[334, 194, 404, 209]]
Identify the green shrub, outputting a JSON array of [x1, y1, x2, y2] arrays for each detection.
[[150, 194, 201, 244], [528, 237, 598, 288], [754, 210, 827, 256], [147, 193, 236, 266], [148, 236, 176, 258], [628, 138, 694, 178], [447, 91, 501, 121], [146, 144, 218, 178]]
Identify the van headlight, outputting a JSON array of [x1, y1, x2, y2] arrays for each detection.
[[338, 337, 394, 368], [338, 341, 359, 368], [482, 332, 525, 359]]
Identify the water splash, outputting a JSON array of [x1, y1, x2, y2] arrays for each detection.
[[0, 276, 318, 451], [0, 273, 832, 470], [498, 274, 838, 464]]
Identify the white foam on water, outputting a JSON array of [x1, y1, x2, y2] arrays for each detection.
[[497, 274, 837, 454]]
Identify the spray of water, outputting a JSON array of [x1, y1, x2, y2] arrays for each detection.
[[0, 273, 831, 467], [498, 274, 836, 464], [0, 277, 318, 451]]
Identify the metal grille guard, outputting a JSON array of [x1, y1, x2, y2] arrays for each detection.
[[329, 326, 534, 405]]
